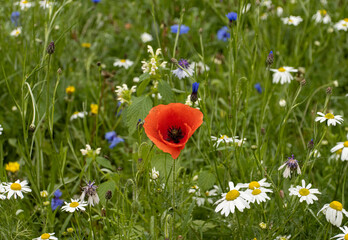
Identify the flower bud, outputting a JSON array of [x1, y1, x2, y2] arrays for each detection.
[[47, 41, 55, 54], [105, 190, 112, 200], [266, 51, 273, 67], [326, 87, 332, 95]]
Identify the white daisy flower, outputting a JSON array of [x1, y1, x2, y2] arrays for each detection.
[[113, 59, 134, 69], [270, 66, 298, 84], [282, 16, 303, 26], [276, 6, 283, 16], [278, 154, 301, 178], [141, 32, 153, 43], [242, 179, 273, 204], [33, 232, 58, 240], [150, 167, 159, 180], [70, 111, 88, 121], [10, 27, 22, 37], [289, 180, 321, 205], [260, 0, 272, 8], [211, 135, 233, 147], [172, 59, 194, 79], [312, 10, 331, 24], [315, 112, 344, 126], [214, 181, 251, 217], [331, 226, 348, 240], [15, 0, 33, 10], [191, 62, 210, 74], [80, 144, 101, 156], [3, 180, 32, 199], [193, 186, 219, 207], [39, 0, 53, 9], [62, 199, 88, 213], [331, 137, 348, 161], [274, 235, 291, 240], [318, 201, 348, 227], [115, 84, 136, 104], [334, 19, 348, 31], [0, 124, 3, 135]]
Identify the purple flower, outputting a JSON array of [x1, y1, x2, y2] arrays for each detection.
[[51, 189, 64, 211], [11, 12, 20, 27], [217, 26, 230, 41], [105, 131, 124, 149], [226, 12, 237, 21], [170, 24, 190, 35], [254, 83, 262, 93]]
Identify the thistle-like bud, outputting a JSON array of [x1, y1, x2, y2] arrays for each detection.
[[57, 68, 62, 74], [190, 82, 199, 103], [47, 41, 55, 55], [105, 190, 112, 200], [307, 139, 314, 150], [266, 51, 274, 67], [300, 79, 306, 86], [326, 87, 332, 95], [29, 124, 36, 132]]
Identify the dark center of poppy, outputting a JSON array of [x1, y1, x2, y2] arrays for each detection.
[[166, 126, 184, 143]]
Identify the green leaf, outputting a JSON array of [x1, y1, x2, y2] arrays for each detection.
[[158, 80, 174, 103], [126, 96, 153, 135], [137, 77, 152, 96], [96, 156, 113, 169], [138, 72, 150, 83], [198, 171, 216, 192], [97, 180, 116, 205]]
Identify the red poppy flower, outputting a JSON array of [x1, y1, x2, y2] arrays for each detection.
[[144, 103, 203, 159]]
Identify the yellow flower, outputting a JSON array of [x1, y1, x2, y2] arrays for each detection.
[[90, 104, 98, 115], [66, 86, 75, 95], [67, 228, 74, 233], [81, 43, 91, 48], [43, 201, 50, 206], [5, 162, 20, 173]]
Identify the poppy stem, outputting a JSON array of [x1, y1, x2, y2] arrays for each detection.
[[172, 158, 176, 238]]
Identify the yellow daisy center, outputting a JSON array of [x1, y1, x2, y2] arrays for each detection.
[[252, 189, 261, 195], [343, 24, 347, 27], [219, 135, 228, 140], [73, 111, 79, 115], [248, 181, 261, 189], [10, 183, 22, 191], [120, 59, 126, 63], [329, 201, 343, 211], [40, 233, 50, 239], [288, 19, 293, 23], [324, 113, 334, 119], [336, 149, 343, 155], [344, 18, 348, 22], [23, 0, 28, 3], [69, 202, 79, 208], [344, 141, 348, 148], [226, 190, 240, 201], [344, 233, 348, 240], [278, 67, 286, 72], [205, 191, 210, 196], [319, 10, 327, 16], [299, 188, 310, 196]]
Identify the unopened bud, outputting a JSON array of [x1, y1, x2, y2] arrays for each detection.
[[307, 139, 314, 150], [47, 41, 55, 54], [171, 58, 178, 64], [57, 68, 62, 74], [105, 190, 112, 200], [251, 145, 257, 150], [326, 87, 332, 95], [199, 28, 203, 34], [29, 124, 36, 132], [279, 190, 285, 199], [97, 62, 101, 67], [300, 79, 306, 86], [266, 51, 274, 67]]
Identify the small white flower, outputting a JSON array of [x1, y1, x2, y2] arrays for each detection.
[[80, 181, 99, 206], [260, 13, 268, 21], [331, 137, 348, 161], [3, 180, 32, 199], [243, 179, 273, 204], [211, 135, 244, 147], [80, 144, 101, 157], [191, 62, 210, 74], [275, 235, 291, 240], [10, 27, 22, 37], [279, 99, 286, 107], [15, 0, 33, 10], [115, 84, 136, 104], [0, 183, 6, 200], [61, 199, 88, 213], [150, 167, 160, 180], [214, 182, 251, 217], [282, 16, 303, 26], [151, 93, 162, 100], [70, 111, 88, 121], [318, 201, 348, 227], [331, 226, 348, 240], [312, 10, 331, 24], [33, 232, 58, 240], [278, 155, 301, 178], [141, 32, 153, 43], [289, 179, 321, 205], [172, 59, 194, 79], [113, 59, 134, 69], [241, 3, 251, 13], [315, 112, 344, 126], [192, 186, 219, 207], [276, 6, 283, 16], [0, 124, 3, 135], [260, 0, 272, 8], [270, 66, 298, 84], [133, 77, 140, 82], [40, 190, 48, 198], [334, 19, 348, 31], [39, 0, 53, 9]]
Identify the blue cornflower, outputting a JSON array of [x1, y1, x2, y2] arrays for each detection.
[[217, 26, 230, 41], [105, 131, 124, 149], [172, 59, 194, 79], [170, 24, 190, 35], [226, 12, 237, 21], [11, 12, 20, 27], [254, 83, 262, 93], [51, 189, 64, 211], [92, 0, 101, 3], [192, 82, 199, 94]]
